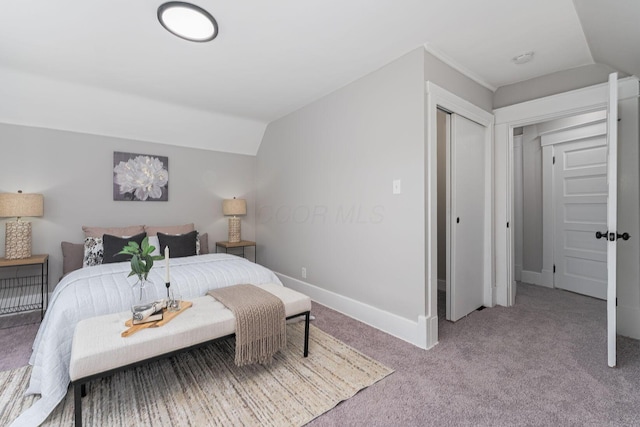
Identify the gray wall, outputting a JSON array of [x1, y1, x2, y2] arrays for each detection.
[[256, 47, 426, 321], [493, 63, 625, 109], [424, 52, 494, 113], [256, 47, 493, 323], [0, 123, 257, 289], [521, 126, 543, 273]]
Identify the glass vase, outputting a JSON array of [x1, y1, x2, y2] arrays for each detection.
[[132, 278, 151, 303]]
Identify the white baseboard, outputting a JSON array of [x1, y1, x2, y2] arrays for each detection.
[[541, 269, 554, 287], [521, 270, 553, 288], [618, 305, 640, 340], [276, 272, 433, 349]]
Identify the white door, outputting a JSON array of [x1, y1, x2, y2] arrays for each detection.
[[447, 114, 485, 321], [554, 131, 608, 299], [605, 73, 619, 368]]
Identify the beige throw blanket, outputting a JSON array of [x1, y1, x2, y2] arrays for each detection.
[[207, 284, 286, 366]]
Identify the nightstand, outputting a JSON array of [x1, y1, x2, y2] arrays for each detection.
[[215, 240, 256, 262], [0, 254, 49, 319]]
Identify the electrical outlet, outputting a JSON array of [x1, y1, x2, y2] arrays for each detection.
[[301, 267, 307, 279]]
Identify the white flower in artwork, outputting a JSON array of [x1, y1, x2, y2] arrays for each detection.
[[113, 155, 169, 200]]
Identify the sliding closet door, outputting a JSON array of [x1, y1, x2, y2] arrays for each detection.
[[448, 114, 485, 321]]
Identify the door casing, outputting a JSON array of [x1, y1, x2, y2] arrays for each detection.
[[425, 81, 494, 349]]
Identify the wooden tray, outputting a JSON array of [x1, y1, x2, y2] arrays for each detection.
[[121, 301, 193, 337]]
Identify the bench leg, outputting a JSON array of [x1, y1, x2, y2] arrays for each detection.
[[74, 382, 83, 427], [304, 311, 310, 357]]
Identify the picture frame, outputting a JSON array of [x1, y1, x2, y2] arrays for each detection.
[[113, 151, 169, 201]]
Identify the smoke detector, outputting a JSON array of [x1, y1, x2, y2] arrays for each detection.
[[512, 51, 534, 65]]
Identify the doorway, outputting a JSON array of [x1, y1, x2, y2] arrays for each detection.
[[437, 109, 487, 322], [424, 81, 494, 349], [513, 110, 608, 300], [495, 75, 640, 366]]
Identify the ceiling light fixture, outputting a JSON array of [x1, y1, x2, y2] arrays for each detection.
[[158, 2, 218, 42], [512, 51, 534, 65]]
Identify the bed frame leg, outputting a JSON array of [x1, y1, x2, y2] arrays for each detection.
[[74, 382, 83, 427], [304, 311, 310, 357]]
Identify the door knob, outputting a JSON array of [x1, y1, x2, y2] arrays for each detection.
[[617, 232, 631, 241], [595, 231, 608, 240]]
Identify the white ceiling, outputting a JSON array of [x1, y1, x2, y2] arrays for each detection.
[[0, 0, 637, 153]]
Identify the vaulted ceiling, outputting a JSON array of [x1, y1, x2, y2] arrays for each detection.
[[0, 0, 637, 153]]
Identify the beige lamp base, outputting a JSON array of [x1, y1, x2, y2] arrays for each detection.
[[228, 217, 241, 243], [5, 220, 32, 260]]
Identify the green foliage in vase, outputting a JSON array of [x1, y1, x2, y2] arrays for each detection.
[[118, 237, 164, 282]]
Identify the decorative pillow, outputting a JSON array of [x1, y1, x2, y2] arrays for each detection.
[[148, 235, 162, 257], [83, 237, 104, 267], [148, 232, 207, 256], [158, 231, 198, 258], [82, 225, 145, 238], [199, 233, 209, 255], [144, 223, 195, 237], [61, 241, 84, 276], [102, 232, 147, 264]]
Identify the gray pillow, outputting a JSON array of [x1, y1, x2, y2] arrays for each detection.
[[199, 232, 209, 255], [61, 241, 84, 276]]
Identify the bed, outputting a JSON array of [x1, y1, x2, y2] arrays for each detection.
[[12, 253, 283, 426]]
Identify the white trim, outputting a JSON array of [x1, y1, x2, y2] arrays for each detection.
[[427, 82, 495, 125], [542, 144, 555, 291], [426, 81, 494, 342], [494, 77, 638, 125], [276, 273, 433, 349], [424, 44, 497, 92], [606, 73, 619, 368], [494, 122, 511, 306], [540, 122, 606, 146], [520, 270, 553, 288], [541, 269, 554, 287], [492, 76, 639, 309]]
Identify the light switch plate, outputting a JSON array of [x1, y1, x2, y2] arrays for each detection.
[[393, 179, 401, 194]]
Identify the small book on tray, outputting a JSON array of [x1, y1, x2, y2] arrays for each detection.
[[132, 309, 163, 325], [132, 299, 165, 325]]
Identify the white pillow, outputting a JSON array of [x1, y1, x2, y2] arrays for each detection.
[[148, 235, 161, 257]]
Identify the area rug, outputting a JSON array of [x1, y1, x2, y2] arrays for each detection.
[[0, 322, 393, 426]]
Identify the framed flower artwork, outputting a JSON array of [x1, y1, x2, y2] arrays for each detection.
[[113, 151, 169, 201]]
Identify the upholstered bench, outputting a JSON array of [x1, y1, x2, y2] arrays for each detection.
[[69, 284, 311, 427]]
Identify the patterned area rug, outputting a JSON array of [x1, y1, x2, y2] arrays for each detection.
[[0, 322, 393, 426]]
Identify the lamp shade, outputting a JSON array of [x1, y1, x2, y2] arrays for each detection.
[[222, 198, 247, 216], [0, 192, 44, 218]]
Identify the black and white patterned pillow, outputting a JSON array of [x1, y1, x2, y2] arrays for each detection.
[[83, 237, 104, 267]]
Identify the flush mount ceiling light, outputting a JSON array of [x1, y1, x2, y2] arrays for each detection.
[[512, 51, 534, 65], [158, 2, 218, 42]]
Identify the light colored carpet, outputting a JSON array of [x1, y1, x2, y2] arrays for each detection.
[[0, 322, 393, 426]]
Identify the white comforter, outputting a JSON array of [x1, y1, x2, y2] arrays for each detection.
[[11, 254, 282, 427]]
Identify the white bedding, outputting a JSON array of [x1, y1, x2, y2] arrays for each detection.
[[11, 253, 282, 427]]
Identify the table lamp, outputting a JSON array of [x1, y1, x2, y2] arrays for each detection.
[[0, 191, 44, 259], [222, 197, 246, 243]]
